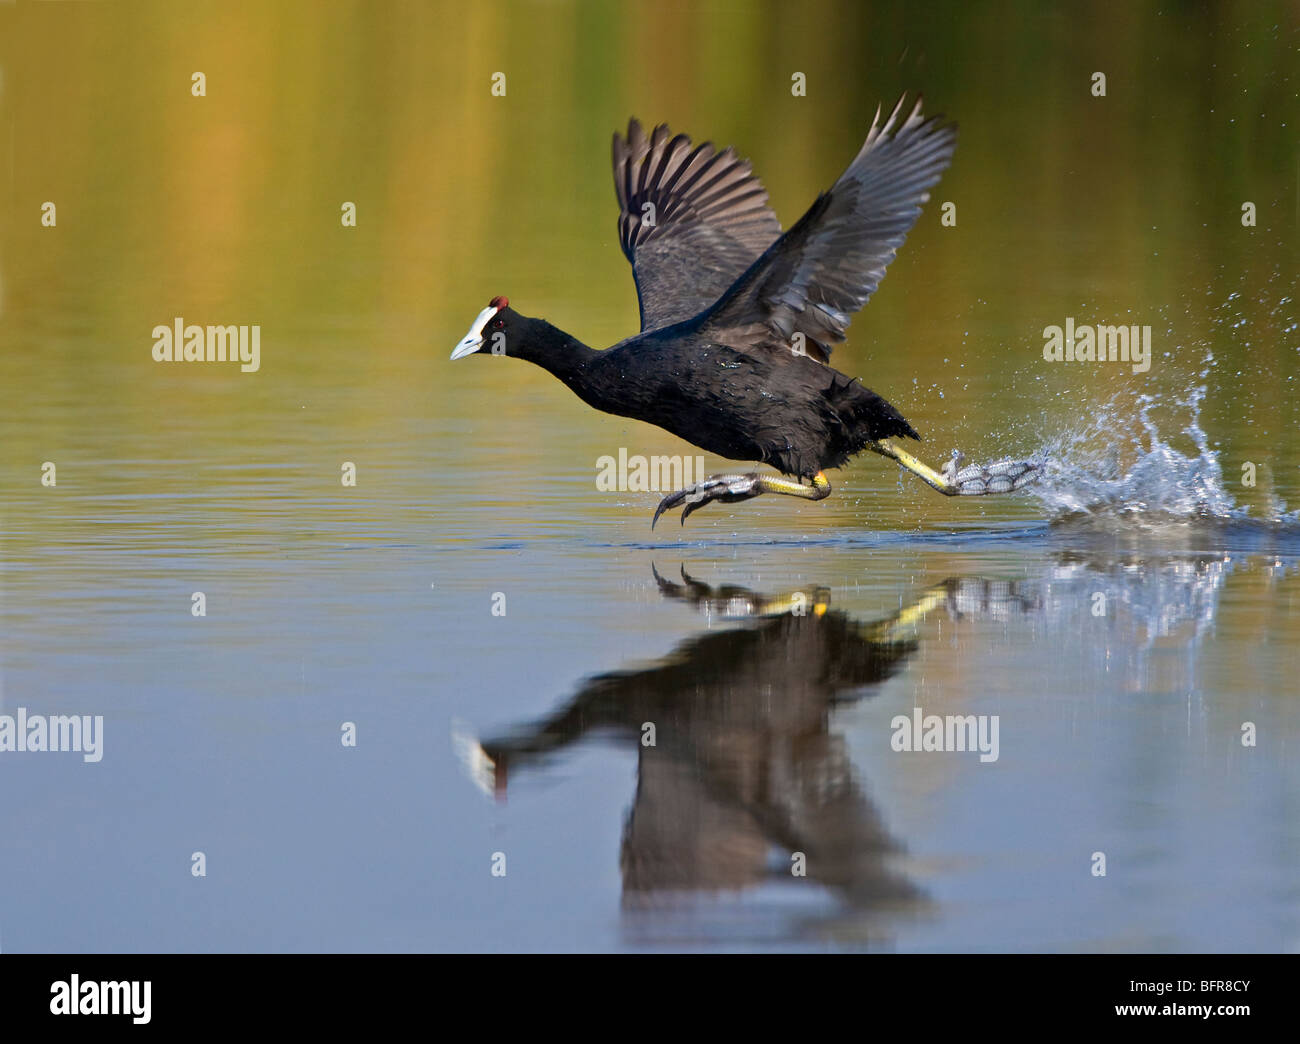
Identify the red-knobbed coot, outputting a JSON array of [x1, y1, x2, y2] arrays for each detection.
[[451, 96, 1039, 526]]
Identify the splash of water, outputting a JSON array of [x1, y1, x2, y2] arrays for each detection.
[[1027, 375, 1296, 527]]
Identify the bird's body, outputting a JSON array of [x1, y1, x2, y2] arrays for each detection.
[[513, 318, 917, 478], [452, 97, 1040, 524], [606, 334, 918, 478]]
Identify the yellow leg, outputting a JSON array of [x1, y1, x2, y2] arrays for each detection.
[[869, 440, 957, 494], [869, 439, 1041, 497], [653, 470, 832, 527], [754, 471, 832, 501]]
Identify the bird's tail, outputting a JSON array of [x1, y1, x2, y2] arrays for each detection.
[[824, 374, 920, 468]]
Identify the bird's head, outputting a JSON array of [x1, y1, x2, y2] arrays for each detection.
[[450, 295, 517, 360]]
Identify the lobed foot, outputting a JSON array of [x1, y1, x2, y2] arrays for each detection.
[[941, 452, 1042, 496], [652, 473, 763, 528]]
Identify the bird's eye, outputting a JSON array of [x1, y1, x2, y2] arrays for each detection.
[[493, 318, 504, 329]]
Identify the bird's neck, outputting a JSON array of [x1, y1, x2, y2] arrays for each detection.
[[514, 319, 601, 392]]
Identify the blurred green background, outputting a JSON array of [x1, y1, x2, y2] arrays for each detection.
[[2, 0, 1296, 528]]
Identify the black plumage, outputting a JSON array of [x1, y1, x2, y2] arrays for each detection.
[[452, 96, 964, 520], [498, 319, 918, 479]]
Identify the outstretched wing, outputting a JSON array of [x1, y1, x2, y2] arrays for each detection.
[[613, 120, 783, 332], [699, 96, 956, 363]]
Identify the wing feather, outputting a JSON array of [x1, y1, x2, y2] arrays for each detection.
[[699, 96, 957, 363], [613, 120, 783, 332]]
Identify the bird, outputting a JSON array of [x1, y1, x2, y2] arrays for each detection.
[[450, 96, 1039, 526]]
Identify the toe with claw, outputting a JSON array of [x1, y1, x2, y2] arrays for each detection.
[[942, 452, 1043, 495], [652, 473, 762, 528]]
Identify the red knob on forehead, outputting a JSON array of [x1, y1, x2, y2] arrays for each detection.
[[489, 295, 509, 311]]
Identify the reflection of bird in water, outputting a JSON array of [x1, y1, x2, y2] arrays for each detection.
[[455, 555, 1243, 938], [472, 566, 975, 919]]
